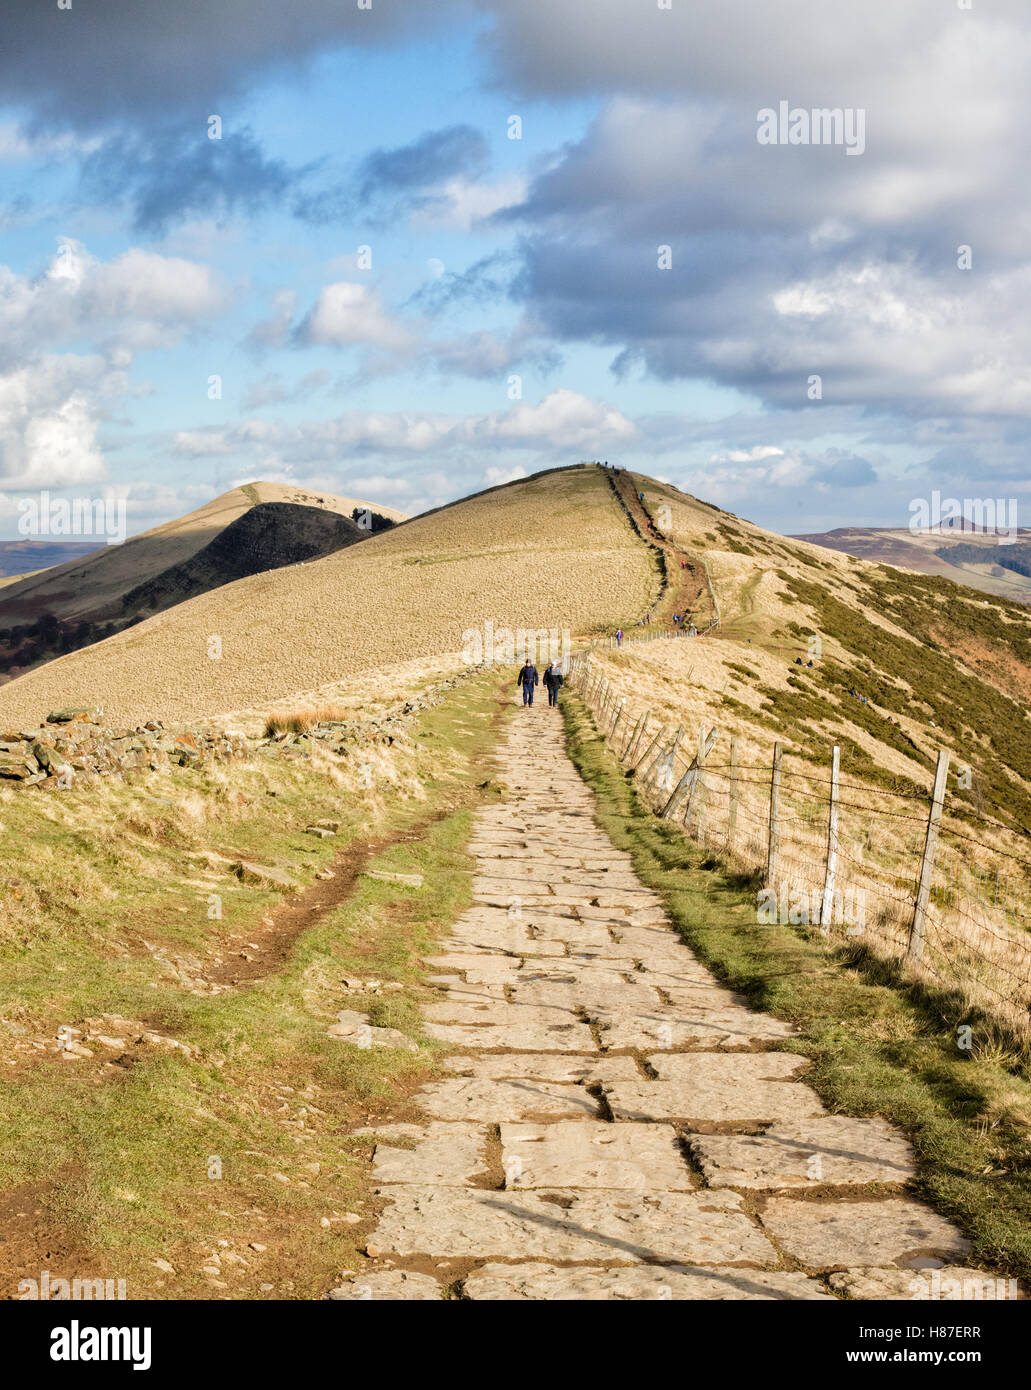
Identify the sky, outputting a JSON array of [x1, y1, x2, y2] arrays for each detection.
[[1, 0, 1029, 539]]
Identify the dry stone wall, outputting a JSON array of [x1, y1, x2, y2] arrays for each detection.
[[0, 674, 469, 794]]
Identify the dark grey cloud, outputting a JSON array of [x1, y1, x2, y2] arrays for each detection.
[[357, 125, 488, 201], [80, 125, 312, 235], [1, 2, 466, 128], [405, 251, 517, 315], [294, 124, 490, 227], [475, 0, 1026, 102], [812, 450, 878, 488]]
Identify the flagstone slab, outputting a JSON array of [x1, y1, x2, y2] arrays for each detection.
[[500, 1121, 694, 1191], [327, 1271, 443, 1301], [423, 1019, 596, 1051], [597, 1009, 797, 1050], [425, 978, 509, 1001], [416, 1077, 600, 1121], [368, 1186, 779, 1265], [463, 1263, 835, 1301], [444, 1053, 639, 1083], [605, 1054, 824, 1125], [761, 1197, 972, 1268], [422, 999, 528, 1026], [606, 1079, 826, 1125], [428, 1004, 590, 1035], [649, 1053, 811, 1082], [423, 954, 524, 983], [525, 922, 618, 949], [689, 1118, 916, 1190], [507, 981, 582, 1012], [366, 1122, 491, 1186], [446, 927, 566, 958], [575, 983, 667, 1015], [828, 1267, 1020, 1301]]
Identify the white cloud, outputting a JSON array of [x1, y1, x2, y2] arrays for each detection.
[[165, 390, 635, 469], [345, 474, 412, 496], [485, 464, 526, 485], [0, 353, 129, 488], [0, 238, 226, 365], [0, 239, 229, 490], [475, 389, 636, 449], [297, 281, 414, 352], [0, 122, 103, 162], [412, 172, 527, 230]]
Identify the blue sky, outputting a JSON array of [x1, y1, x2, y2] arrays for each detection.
[[1, 0, 1028, 539]]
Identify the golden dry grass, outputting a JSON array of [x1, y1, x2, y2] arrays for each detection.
[[0, 466, 657, 729], [263, 704, 353, 737]]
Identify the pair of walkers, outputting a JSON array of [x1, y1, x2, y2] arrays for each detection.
[[516, 660, 563, 707]]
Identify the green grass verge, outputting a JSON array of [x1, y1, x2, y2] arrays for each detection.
[[0, 671, 504, 1299]]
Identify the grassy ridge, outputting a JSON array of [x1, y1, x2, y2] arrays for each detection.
[[562, 690, 1031, 1281]]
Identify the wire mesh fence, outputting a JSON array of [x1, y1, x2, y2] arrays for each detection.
[[568, 651, 1031, 1036]]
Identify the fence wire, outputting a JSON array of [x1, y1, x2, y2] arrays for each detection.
[[570, 652, 1031, 1036]]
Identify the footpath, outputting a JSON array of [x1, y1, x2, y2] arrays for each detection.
[[330, 706, 982, 1300]]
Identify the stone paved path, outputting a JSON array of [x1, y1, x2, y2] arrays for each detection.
[[331, 709, 982, 1300]]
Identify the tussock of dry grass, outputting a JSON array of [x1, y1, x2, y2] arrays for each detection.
[[264, 704, 353, 738]]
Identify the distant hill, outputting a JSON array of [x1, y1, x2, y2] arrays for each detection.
[[0, 540, 102, 580], [791, 526, 1031, 605], [0, 482, 407, 684], [0, 465, 654, 726]]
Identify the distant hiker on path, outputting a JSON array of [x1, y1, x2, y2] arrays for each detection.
[[517, 659, 539, 706], [616, 629, 623, 646], [543, 662, 564, 707]]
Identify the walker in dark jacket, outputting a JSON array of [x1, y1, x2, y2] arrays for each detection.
[[542, 663, 564, 707], [517, 661, 539, 706]]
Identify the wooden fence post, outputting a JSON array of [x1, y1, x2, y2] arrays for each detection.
[[623, 710, 645, 761], [767, 742, 783, 886], [819, 746, 840, 930], [643, 725, 676, 790], [651, 726, 684, 799], [627, 711, 651, 764], [662, 724, 704, 821], [610, 697, 626, 743], [695, 723, 709, 843], [682, 725, 720, 829], [679, 724, 706, 826], [908, 749, 951, 964], [631, 723, 665, 776], [728, 737, 739, 851]]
